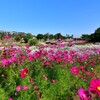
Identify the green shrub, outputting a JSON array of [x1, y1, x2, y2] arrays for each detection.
[[28, 38, 38, 46], [15, 36, 21, 42], [23, 33, 33, 43]]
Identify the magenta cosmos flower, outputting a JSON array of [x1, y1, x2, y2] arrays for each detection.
[[71, 66, 79, 74], [4, 35, 10, 39], [88, 79, 100, 96], [23, 85, 29, 90], [25, 44, 30, 48], [78, 88, 91, 100], [1, 59, 9, 67], [8, 98, 13, 100], [78, 88, 92, 100], [52, 79, 56, 83], [16, 85, 22, 92], [34, 85, 39, 90], [20, 68, 28, 78]]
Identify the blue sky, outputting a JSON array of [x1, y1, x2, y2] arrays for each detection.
[[0, 0, 100, 37]]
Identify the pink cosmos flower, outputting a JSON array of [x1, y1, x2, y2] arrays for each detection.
[[10, 52, 16, 57], [71, 66, 79, 74], [52, 79, 56, 83], [8, 58, 13, 64], [33, 52, 40, 58], [1, 59, 9, 67], [88, 79, 100, 96], [86, 71, 91, 76], [26, 44, 30, 48], [20, 68, 28, 78], [8, 97, 13, 100], [58, 38, 62, 41], [12, 57, 17, 61], [27, 49, 31, 53], [23, 85, 28, 90], [16, 85, 22, 92], [45, 61, 50, 65], [77, 74, 82, 78], [56, 58, 62, 62], [80, 66, 85, 72], [81, 55, 88, 62], [47, 54, 54, 61], [4, 35, 10, 39], [22, 55, 26, 59], [34, 85, 39, 90], [42, 75, 48, 80], [78, 88, 91, 100], [90, 72, 95, 77], [41, 50, 47, 55], [68, 55, 73, 63], [54, 55, 58, 59], [28, 55, 34, 61], [30, 78, 34, 83]]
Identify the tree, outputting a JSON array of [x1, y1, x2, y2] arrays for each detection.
[[81, 34, 91, 41], [36, 34, 44, 40], [23, 33, 33, 43], [90, 27, 100, 42], [44, 33, 49, 41], [66, 34, 73, 39], [49, 34, 54, 39], [95, 27, 100, 33], [71, 34, 74, 38], [15, 36, 21, 42], [28, 38, 38, 46], [54, 33, 62, 39], [0, 32, 5, 40], [18, 32, 25, 38]]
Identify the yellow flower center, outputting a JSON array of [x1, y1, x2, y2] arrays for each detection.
[[82, 94, 86, 98], [24, 72, 27, 75], [97, 86, 100, 91], [74, 69, 76, 72]]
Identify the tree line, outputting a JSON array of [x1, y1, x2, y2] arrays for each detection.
[[36, 33, 73, 41], [81, 27, 100, 42], [0, 31, 73, 43], [0, 27, 100, 43]]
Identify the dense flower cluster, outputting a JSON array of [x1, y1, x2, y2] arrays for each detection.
[[4, 35, 10, 39], [0, 43, 100, 100]]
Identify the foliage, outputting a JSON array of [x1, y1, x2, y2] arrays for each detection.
[[23, 33, 33, 43], [37, 33, 54, 40], [90, 31, 100, 42], [0, 44, 100, 99], [36, 34, 44, 40], [81, 34, 91, 41], [43, 33, 49, 41], [49, 34, 54, 39], [54, 33, 63, 39], [28, 38, 38, 46], [15, 36, 21, 42], [81, 27, 100, 42], [0, 32, 5, 40], [1, 27, 100, 99], [66, 34, 73, 39], [18, 32, 26, 38]]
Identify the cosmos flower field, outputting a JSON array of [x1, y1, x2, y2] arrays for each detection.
[[0, 42, 100, 100]]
